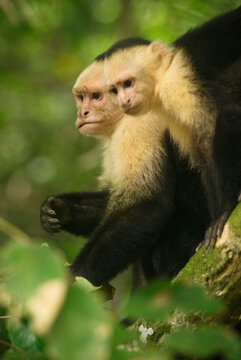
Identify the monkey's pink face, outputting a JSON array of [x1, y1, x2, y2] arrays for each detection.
[[106, 66, 154, 115], [73, 64, 123, 137]]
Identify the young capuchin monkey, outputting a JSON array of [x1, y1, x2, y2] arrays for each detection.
[[41, 59, 209, 286], [104, 6, 241, 250]]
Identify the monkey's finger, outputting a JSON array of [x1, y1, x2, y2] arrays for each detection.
[[41, 205, 57, 217], [196, 241, 204, 252], [196, 225, 213, 251], [41, 221, 61, 234], [204, 226, 213, 250], [47, 196, 67, 212], [48, 217, 61, 225], [46, 195, 62, 210], [46, 208, 57, 216], [216, 211, 229, 238], [41, 214, 61, 227], [48, 226, 61, 233], [208, 211, 229, 248], [51, 225, 61, 232], [41, 199, 57, 214], [41, 211, 57, 222], [47, 195, 56, 205], [47, 196, 60, 210], [238, 192, 241, 202], [209, 223, 218, 248]]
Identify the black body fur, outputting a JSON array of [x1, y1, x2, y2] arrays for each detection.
[[174, 6, 241, 247], [174, 6, 241, 81]]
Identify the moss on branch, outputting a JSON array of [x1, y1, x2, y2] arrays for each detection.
[[132, 204, 241, 343]]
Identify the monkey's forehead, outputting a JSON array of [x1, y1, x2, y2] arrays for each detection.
[[107, 45, 149, 62], [104, 58, 145, 85], [104, 46, 151, 76], [73, 61, 106, 92]]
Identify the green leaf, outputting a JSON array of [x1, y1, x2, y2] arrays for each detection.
[[0, 242, 68, 335], [8, 320, 41, 351], [110, 321, 139, 360], [165, 326, 241, 360], [170, 281, 224, 314], [0, 241, 67, 302], [1, 350, 46, 360], [75, 276, 101, 292], [110, 348, 171, 360], [47, 285, 111, 360], [122, 279, 172, 320], [122, 279, 223, 320]]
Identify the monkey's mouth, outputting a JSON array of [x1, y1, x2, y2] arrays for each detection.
[[124, 104, 141, 115], [79, 121, 104, 128]]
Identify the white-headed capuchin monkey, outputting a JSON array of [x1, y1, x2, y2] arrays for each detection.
[[104, 6, 241, 250], [74, 61, 123, 137], [41, 58, 209, 286]]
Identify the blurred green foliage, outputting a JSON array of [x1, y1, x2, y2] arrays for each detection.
[[1, 240, 241, 360], [0, 0, 239, 259]]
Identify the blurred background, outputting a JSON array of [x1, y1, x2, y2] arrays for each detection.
[[0, 0, 240, 263]]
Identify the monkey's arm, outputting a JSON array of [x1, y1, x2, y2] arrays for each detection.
[[203, 100, 241, 248], [40, 191, 109, 237], [69, 197, 174, 286]]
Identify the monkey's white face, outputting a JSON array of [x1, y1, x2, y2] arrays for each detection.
[[105, 51, 156, 115], [105, 42, 174, 115], [73, 62, 123, 137], [107, 67, 154, 115]]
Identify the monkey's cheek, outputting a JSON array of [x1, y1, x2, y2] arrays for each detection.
[[75, 118, 82, 129], [123, 96, 145, 115]]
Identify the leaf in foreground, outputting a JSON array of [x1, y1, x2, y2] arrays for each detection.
[[1, 350, 46, 360], [47, 285, 112, 360], [165, 326, 241, 360], [0, 242, 68, 334], [122, 279, 223, 320], [8, 320, 41, 351], [0, 241, 67, 301]]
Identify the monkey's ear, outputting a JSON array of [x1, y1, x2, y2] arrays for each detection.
[[148, 41, 168, 55], [148, 41, 172, 69]]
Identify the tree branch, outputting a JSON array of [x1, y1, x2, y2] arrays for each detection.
[[132, 203, 241, 341]]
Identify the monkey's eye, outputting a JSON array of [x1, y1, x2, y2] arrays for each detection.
[[92, 92, 101, 100], [78, 94, 84, 101], [110, 88, 118, 95], [124, 80, 132, 88]]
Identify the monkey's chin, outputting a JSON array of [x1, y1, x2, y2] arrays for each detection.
[[78, 121, 106, 136], [124, 103, 143, 115]]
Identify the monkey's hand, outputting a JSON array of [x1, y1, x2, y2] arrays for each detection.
[[40, 196, 72, 234], [197, 209, 233, 251]]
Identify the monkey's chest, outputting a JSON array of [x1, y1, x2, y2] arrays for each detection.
[[100, 123, 165, 197]]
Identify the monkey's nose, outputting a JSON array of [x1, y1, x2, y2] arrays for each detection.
[[83, 111, 89, 117], [122, 99, 131, 108], [124, 98, 131, 105]]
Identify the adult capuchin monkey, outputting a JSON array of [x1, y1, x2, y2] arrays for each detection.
[[40, 58, 209, 286], [104, 6, 241, 251]]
